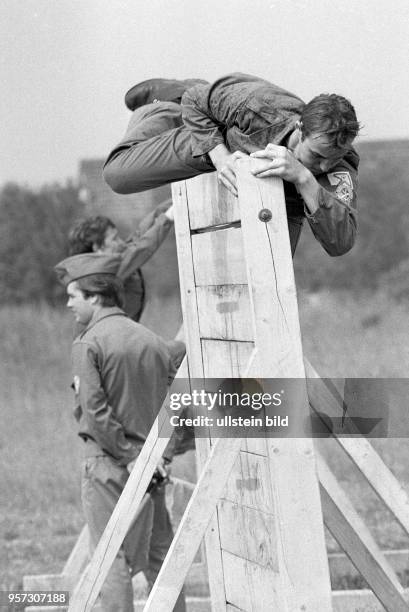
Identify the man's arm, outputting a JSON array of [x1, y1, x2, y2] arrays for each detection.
[[250, 144, 358, 256], [136, 198, 172, 235], [74, 343, 139, 465], [118, 207, 174, 281]]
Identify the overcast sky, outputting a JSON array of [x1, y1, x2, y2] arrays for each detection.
[[1, 0, 408, 186]]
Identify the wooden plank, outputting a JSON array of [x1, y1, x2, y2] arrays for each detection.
[[317, 451, 409, 612], [222, 451, 275, 515], [185, 172, 240, 230], [218, 499, 278, 568], [306, 358, 409, 538], [236, 159, 304, 378], [226, 605, 247, 612], [172, 181, 227, 611], [192, 227, 247, 286], [172, 181, 204, 377], [62, 525, 89, 576], [332, 588, 409, 611], [234, 160, 332, 611], [144, 437, 242, 611], [196, 285, 252, 341], [201, 339, 254, 378], [243, 437, 267, 456], [335, 437, 409, 538], [68, 361, 187, 612], [304, 358, 361, 434], [329, 549, 409, 585], [23, 573, 77, 592], [222, 550, 281, 612]]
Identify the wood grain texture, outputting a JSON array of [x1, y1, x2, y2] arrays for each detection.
[[218, 499, 278, 569], [173, 181, 227, 611], [144, 437, 242, 612], [222, 451, 275, 515], [185, 172, 240, 230], [236, 159, 305, 379], [192, 227, 247, 286], [196, 285, 253, 341], [222, 550, 281, 612], [201, 339, 254, 378]]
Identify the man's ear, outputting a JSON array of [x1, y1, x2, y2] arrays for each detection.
[[89, 294, 100, 305]]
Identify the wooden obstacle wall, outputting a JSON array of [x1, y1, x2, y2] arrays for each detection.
[[171, 160, 332, 611]]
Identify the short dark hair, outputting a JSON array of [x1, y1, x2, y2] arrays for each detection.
[[68, 216, 115, 255], [300, 94, 360, 149], [76, 274, 124, 308]]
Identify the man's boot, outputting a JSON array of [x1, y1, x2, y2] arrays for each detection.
[[124, 78, 208, 111]]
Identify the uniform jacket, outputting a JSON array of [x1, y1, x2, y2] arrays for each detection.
[[118, 210, 172, 321], [182, 73, 359, 256], [72, 307, 176, 465]]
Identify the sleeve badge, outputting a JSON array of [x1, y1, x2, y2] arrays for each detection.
[[327, 171, 354, 205]]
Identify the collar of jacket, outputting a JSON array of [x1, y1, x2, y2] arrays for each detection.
[[79, 306, 128, 339]]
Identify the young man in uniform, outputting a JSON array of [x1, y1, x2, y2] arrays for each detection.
[[68, 203, 174, 322], [55, 252, 186, 612], [103, 73, 360, 257]]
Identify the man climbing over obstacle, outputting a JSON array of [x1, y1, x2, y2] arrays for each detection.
[[103, 72, 360, 256], [68, 202, 175, 322], [55, 253, 186, 612], [67, 204, 186, 370]]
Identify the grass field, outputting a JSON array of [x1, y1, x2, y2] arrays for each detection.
[[1, 290, 409, 594]]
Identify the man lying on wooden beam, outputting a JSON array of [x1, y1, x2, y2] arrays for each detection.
[[103, 73, 360, 257]]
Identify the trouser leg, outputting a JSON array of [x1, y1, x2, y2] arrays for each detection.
[[103, 102, 214, 194], [81, 455, 153, 612], [145, 487, 187, 612]]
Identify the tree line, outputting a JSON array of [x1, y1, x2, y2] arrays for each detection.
[[0, 140, 408, 305]]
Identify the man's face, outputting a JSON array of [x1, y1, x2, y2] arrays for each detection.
[[293, 131, 348, 174], [66, 281, 95, 326], [97, 226, 126, 254]]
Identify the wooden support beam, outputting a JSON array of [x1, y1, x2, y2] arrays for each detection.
[[317, 451, 409, 612], [62, 525, 89, 577], [144, 436, 242, 611], [335, 437, 409, 537], [172, 179, 227, 611], [236, 159, 333, 611], [307, 359, 409, 539]]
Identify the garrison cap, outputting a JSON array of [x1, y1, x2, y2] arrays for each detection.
[[55, 253, 122, 286]]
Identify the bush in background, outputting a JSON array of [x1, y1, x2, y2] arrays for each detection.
[[0, 182, 84, 305]]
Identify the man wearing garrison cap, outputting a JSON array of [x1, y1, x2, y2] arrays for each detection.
[[55, 253, 186, 612]]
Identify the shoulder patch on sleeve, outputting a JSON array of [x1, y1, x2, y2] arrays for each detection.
[[327, 171, 354, 205]]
